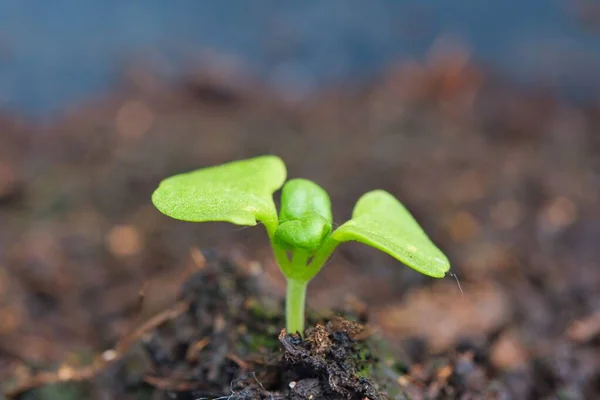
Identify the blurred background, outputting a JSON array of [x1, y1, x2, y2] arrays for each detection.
[[0, 1, 599, 398]]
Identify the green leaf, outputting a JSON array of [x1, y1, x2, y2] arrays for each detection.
[[278, 178, 333, 224], [275, 216, 331, 252], [331, 190, 449, 278], [274, 179, 332, 252], [151, 155, 286, 233]]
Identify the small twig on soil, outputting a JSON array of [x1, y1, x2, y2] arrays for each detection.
[[4, 300, 190, 398], [185, 337, 211, 362], [252, 371, 266, 391], [226, 353, 249, 370], [115, 300, 189, 354], [143, 375, 201, 391]]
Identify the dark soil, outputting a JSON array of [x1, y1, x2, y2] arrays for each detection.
[[1, 59, 599, 399], [5, 253, 389, 399], [3, 253, 522, 399]]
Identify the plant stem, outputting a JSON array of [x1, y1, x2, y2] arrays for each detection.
[[306, 235, 338, 280], [286, 278, 307, 335], [291, 249, 310, 271]]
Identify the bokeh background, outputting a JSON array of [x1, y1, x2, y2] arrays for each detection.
[[1, 1, 599, 398]]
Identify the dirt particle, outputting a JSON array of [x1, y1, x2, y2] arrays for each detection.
[[309, 324, 333, 354], [213, 314, 226, 333], [539, 196, 577, 230], [397, 375, 410, 387], [567, 312, 600, 343], [105, 224, 142, 257], [327, 316, 365, 339], [57, 364, 74, 380], [185, 337, 211, 362], [490, 330, 529, 370], [446, 210, 481, 243], [189, 247, 206, 269], [437, 364, 453, 380], [101, 349, 117, 362]]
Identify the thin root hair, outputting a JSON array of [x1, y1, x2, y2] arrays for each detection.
[[448, 271, 464, 297]]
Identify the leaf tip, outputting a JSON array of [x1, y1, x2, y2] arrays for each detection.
[[430, 255, 451, 278]]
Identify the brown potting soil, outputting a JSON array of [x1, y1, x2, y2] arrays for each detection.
[[2, 253, 512, 399]]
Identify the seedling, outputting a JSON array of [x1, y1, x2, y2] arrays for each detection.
[[152, 155, 449, 335]]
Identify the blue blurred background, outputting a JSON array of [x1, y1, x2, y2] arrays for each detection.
[[1, 0, 599, 116]]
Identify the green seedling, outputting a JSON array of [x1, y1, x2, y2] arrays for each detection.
[[152, 155, 449, 335]]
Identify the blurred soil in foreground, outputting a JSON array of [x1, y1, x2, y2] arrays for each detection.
[[0, 53, 599, 398]]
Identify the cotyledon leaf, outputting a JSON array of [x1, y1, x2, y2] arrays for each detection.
[[151, 155, 286, 233], [331, 190, 450, 278]]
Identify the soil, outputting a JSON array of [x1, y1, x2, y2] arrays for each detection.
[[0, 253, 514, 399], [2, 253, 392, 399], [1, 57, 600, 399]]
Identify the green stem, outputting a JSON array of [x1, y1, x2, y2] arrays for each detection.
[[273, 246, 292, 276], [273, 241, 338, 336], [291, 249, 310, 271], [286, 278, 307, 335], [306, 235, 339, 280]]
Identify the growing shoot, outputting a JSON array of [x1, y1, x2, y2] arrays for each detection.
[[152, 155, 450, 335]]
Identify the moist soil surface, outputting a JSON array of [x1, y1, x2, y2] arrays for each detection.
[[3, 253, 515, 399], [1, 61, 599, 399]]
